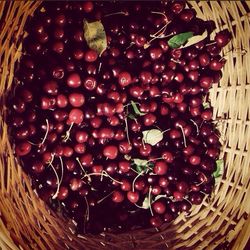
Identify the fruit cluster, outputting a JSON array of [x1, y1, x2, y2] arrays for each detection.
[[8, 1, 231, 234]]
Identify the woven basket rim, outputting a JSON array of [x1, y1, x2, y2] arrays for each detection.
[[0, 1, 250, 249]]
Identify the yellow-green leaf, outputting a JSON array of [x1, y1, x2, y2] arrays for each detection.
[[83, 19, 107, 55]]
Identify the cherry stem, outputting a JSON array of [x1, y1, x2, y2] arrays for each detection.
[[151, 11, 168, 21], [205, 41, 217, 46], [47, 154, 60, 200], [124, 117, 131, 145], [162, 129, 170, 134], [97, 191, 115, 204], [40, 119, 49, 145], [63, 123, 74, 142], [132, 171, 144, 192], [142, 138, 146, 150], [183, 197, 193, 206], [29, 119, 49, 146], [87, 171, 123, 184], [98, 62, 102, 73], [149, 186, 154, 216], [177, 124, 187, 148], [130, 167, 140, 175], [104, 11, 128, 17], [147, 157, 163, 163], [84, 196, 90, 222], [76, 157, 88, 175], [190, 119, 199, 135], [59, 156, 64, 186]]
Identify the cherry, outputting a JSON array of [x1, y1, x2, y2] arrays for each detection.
[[134, 179, 146, 191], [52, 41, 64, 54], [80, 153, 93, 167], [121, 179, 131, 191], [99, 128, 114, 139], [57, 186, 69, 200], [31, 161, 44, 174], [201, 109, 213, 121], [74, 143, 86, 154], [180, 9, 195, 22], [164, 212, 174, 222], [189, 192, 204, 205], [112, 191, 124, 203], [140, 71, 152, 84], [199, 53, 210, 67], [103, 145, 118, 159], [70, 178, 83, 191], [127, 191, 139, 203], [176, 181, 189, 193], [152, 201, 166, 214], [119, 141, 132, 154], [154, 161, 168, 175], [180, 200, 191, 212], [85, 49, 98, 62], [15, 141, 31, 156], [118, 71, 132, 87], [118, 161, 131, 173], [173, 191, 184, 201], [149, 47, 162, 60], [139, 144, 152, 157], [67, 73, 81, 88], [150, 215, 163, 227], [215, 29, 231, 47], [209, 59, 224, 71], [129, 85, 144, 98], [75, 131, 88, 143], [159, 177, 169, 188], [114, 130, 126, 141], [69, 108, 84, 124], [82, 1, 94, 13], [68, 93, 85, 107], [83, 76, 97, 91], [143, 113, 156, 126], [170, 0, 185, 14]]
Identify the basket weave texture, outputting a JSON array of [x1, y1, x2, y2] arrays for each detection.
[[0, 1, 250, 250]]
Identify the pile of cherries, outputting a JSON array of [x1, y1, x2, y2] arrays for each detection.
[[8, 1, 231, 234]]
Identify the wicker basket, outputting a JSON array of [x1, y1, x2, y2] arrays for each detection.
[[0, 1, 250, 249]]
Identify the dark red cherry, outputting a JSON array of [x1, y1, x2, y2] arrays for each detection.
[[67, 73, 81, 88], [118, 71, 132, 87], [103, 145, 118, 159], [127, 191, 139, 203]]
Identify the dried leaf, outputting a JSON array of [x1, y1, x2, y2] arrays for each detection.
[[168, 32, 194, 48], [83, 20, 107, 55], [181, 30, 208, 48], [142, 129, 163, 146]]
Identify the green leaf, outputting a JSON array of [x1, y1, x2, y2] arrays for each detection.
[[213, 159, 224, 178], [128, 113, 137, 120], [168, 32, 194, 49], [131, 101, 146, 116], [83, 19, 107, 55], [203, 102, 211, 109], [133, 158, 149, 173], [141, 197, 151, 209], [142, 129, 163, 146]]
